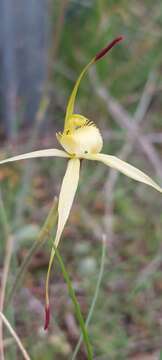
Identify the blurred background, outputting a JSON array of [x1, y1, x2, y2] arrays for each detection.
[[0, 0, 162, 359]]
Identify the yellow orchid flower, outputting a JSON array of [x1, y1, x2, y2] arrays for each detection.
[[0, 36, 162, 330]]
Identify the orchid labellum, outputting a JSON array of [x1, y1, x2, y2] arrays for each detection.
[[0, 37, 161, 329]]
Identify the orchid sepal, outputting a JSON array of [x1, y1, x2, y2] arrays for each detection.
[[81, 153, 162, 193], [44, 158, 80, 329], [0, 149, 69, 165]]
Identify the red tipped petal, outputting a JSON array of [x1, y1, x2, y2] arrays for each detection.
[[95, 36, 124, 62], [44, 305, 50, 330]]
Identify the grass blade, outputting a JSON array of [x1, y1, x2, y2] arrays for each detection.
[[0, 311, 31, 360]]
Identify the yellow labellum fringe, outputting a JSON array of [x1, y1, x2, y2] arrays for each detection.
[[57, 117, 103, 157]]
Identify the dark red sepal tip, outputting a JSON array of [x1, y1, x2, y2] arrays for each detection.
[[95, 36, 124, 62], [44, 305, 50, 330]]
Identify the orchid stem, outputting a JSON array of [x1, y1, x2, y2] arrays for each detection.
[[53, 243, 93, 360]]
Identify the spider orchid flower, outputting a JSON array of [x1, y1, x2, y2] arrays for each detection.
[[0, 36, 162, 330]]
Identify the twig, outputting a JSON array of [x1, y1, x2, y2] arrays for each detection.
[[89, 68, 162, 178], [133, 70, 157, 124], [91, 68, 160, 256], [0, 312, 31, 360]]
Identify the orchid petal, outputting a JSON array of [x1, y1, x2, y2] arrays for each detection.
[[64, 37, 123, 132], [82, 153, 162, 193], [0, 149, 69, 165], [44, 158, 80, 329], [64, 60, 93, 131]]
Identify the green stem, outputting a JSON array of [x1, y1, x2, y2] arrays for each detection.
[[53, 244, 93, 360], [72, 236, 106, 360]]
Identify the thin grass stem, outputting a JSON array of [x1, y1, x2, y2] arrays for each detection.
[[6, 197, 58, 307], [0, 311, 31, 360], [72, 235, 106, 360], [0, 191, 15, 360]]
